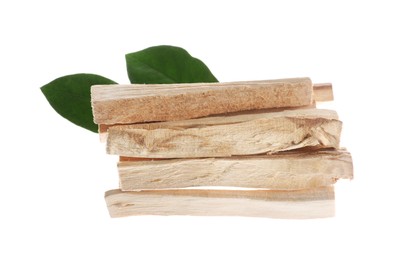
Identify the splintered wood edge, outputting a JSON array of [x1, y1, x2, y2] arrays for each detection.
[[117, 148, 353, 190], [107, 108, 341, 158], [105, 186, 335, 219], [97, 105, 316, 137], [97, 106, 333, 139], [117, 147, 352, 162]]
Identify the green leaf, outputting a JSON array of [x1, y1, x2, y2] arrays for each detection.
[[41, 73, 116, 133], [125, 45, 218, 84]]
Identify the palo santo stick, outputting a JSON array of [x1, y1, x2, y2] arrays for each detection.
[[105, 186, 335, 219], [118, 149, 353, 190], [91, 77, 313, 125], [97, 102, 317, 140], [107, 109, 342, 158], [96, 81, 330, 141], [313, 83, 334, 102]]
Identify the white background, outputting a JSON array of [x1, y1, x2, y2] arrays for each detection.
[[1, 0, 400, 259]]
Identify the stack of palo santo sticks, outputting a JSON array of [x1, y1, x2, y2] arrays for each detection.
[[91, 77, 353, 219]]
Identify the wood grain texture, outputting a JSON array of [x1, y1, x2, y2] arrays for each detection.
[[118, 149, 353, 190], [97, 102, 318, 140], [91, 77, 313, 124], [105, 186, 335, 219], [106, 109, 342, 158]]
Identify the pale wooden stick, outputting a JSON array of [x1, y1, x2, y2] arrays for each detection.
[[120, 156, 164, 162], [313, 83, 334, 101], [91, 77, 313, 125], [96, 81, 332, 141], [105, 186, 335, 219], [118, 149, 353, 190], [106, 109, 342, 158], [96, 82, 332, 142], [97, 102, 317, 140]]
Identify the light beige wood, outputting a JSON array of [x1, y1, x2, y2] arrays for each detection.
[[91, 77, 313, 124], [97, 102, 318, 140], [96, 81, 331, 141], [313, 83, 334, 101], [105, 186, 335, 219], [118, 149, 353, 190], [106, 109, 342, 158]]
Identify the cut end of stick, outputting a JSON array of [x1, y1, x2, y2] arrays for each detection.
[[313, 83, 334, 102]]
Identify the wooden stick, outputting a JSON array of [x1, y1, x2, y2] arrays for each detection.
[[97, 102, 317, 140], [105, 186, 335, 219], [106, 109, 342, 158], [119, 156, 165, 162], [91, 77, 314, 125], [118, 149, 353, 190], [313, 83, 334, 101], [96, 82, 331, 141], [95, 81, 332, 141]]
